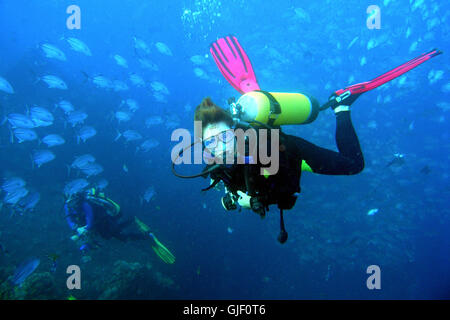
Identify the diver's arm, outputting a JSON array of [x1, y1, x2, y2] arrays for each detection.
[[81, 201, 94, 230], [289, 110, 364, 175], [64, 203, 78, 230]]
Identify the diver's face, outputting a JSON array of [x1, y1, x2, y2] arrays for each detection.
[[203, 122, 235, 158]]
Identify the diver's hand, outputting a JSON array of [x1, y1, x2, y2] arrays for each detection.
[[237, 191, 251, 209], [76, 225, 88, 236]]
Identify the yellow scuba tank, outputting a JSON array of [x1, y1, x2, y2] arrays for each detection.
[[234, 91, 320, 126]]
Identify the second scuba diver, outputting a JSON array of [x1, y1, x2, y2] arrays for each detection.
[[172, 35, 442, 243], [64, 188, 175, 264]]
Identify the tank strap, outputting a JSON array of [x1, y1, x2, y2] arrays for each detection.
[[256, 90, 281, 126]]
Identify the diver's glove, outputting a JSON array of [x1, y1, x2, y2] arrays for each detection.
[[237, 191, 251, 209], [237, 191, 266, 218], [76, 225, 88, 236]]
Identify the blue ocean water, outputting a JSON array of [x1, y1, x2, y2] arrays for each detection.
[[0, 0, 449, 299]]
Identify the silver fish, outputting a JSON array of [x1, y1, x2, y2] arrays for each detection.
[[17, 191, 40, 212], [115, 111, 131, 123], [1, 177, 26, 193], [66, 37, 92, 56], [32, 149, 55, 168], [133, 37, 150, 54], [150, 81, 169, 95], [129, 73, 145, 87], [115, 130, 142, 142], [7, 113, 35, 129], [64, 179, 89, 197], [138, 138, 159, 152], [30, 106, 54, 127], [80, 162, 103, 177], [113, 54, 128, 68], [123, 99, 139, 112], [138, 58, 158, 71], [41, 43, 66, 61], [66, 111, 87, 127], [13, 128, 38, 143], [56, 100, 74, 114], [143, 186, 155, 203], [77, 126, 97, 143], [155, 42, 173, 56], [4, 187, 28, 205], [41, 75, 67, 90], [71, 154, 96, 169], [92, 75, 112, 89], [42, 134, 65, 147], [0, 76, 14, 94]]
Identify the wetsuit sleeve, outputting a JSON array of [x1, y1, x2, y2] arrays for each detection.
[[64, 203, 77, 230], [82, 201, 94, 230], [289, 111, 364, 175]]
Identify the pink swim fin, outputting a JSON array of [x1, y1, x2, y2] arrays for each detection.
[[210, 35, 261, 94]]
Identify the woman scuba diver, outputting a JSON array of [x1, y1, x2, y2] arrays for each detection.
[[172, 35, 442, 244]]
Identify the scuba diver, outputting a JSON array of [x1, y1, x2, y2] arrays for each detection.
[[172, 35, 442, 244], [64, 188, 175, 264]]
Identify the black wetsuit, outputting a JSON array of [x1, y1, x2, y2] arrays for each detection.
[[89, 203, 147, 242], [210, 111, 364, 211], [65, 197, 147, 243]]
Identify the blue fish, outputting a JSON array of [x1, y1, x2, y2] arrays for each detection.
[[32, 149, 55, 168], [71, 154, 96, 169], [30, 106, 54, 127], [64, 179, 89, 197], [40, 75, 67, 90], [77, 126, 97, 144], [66, 37, 92, 56], [11, 258, 40, 286], [2, 177, 26, 193], [137, 138, 160, 152], [92, 75, 113, 89], [40, 43, 66, 61], [7, 113, 36, 129], [113, 54, 128, 68], [133, 36, 150, 55], [56, 100, 74, 114], [3, 187, 28, 205], [80, 162, 103, 177], [0, 76, 14, 94], [115, 129, 142, 142], [115, 111, 131, 123], [13, 128, 38, 143], [66, 111, 87, 127], [143, 186, 155, 203], [42, 134, 65, 147], [17, 191, 40, 213], [129, 73, 145, 87]]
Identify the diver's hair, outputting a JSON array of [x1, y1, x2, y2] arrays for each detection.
[[194, 97, 234, 130]]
